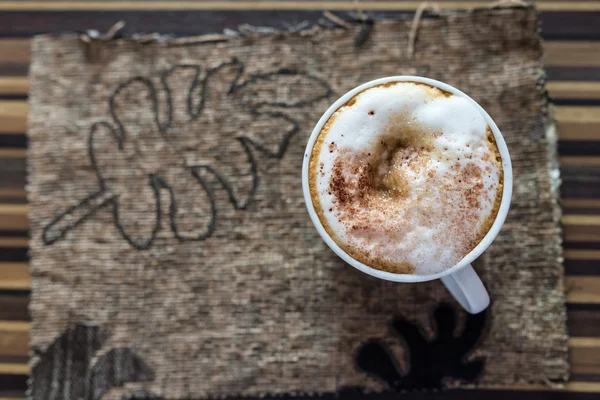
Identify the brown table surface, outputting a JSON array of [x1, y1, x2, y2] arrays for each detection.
[[0, 1, 599, 399]]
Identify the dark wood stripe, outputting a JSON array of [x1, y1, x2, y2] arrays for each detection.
[[559, 141, 600, 156], [571, 374, 600, 383], [562, 165, 600, 199], [0, 199, 26, 206], [0, 289, 29, 296], [562, 182, 600, 199], [0, 10, 598, 39], [0, 249, 26, 263], [0, 136, 25, 149], [0, 10, 326, 37], [568, 304, 600, 337], [563, 207, 600, 215], [552, 99, 600, 106], [0, 374, 25, 393], [0, 231, 27, 238], [565, 259, 600, 275], [0, 158, 25, 190], [0, 95, 26, 101], [542, 12, 600, 40], [0, 65, 27, 77], [571, 339, 600, 377], [0, 294, 28, 321], [547, 67, 600, 81], [564, 242, 600, 250], [0, 356, 27, 365]]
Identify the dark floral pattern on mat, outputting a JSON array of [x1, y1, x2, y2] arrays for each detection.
[[42, 59, 332, 249], [356, 303, 488, 390], [30, 324, 153, 400]]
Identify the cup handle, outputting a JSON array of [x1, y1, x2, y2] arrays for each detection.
[[440, 264, 490, 314]]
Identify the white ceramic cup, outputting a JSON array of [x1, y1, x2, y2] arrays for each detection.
[[302, 76, 512, 314]]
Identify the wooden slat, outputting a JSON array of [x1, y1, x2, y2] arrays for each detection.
[[0, 149, 27, 158], [563, 215, 600, 225], [0, 263, 29, 291], [556, 106, 600, 125], [563, 215, 600, 242], [564, 249, 600, 260], [560, 156, 600, 167], [0, 102, 27, 134], [570, 337, 600, 347], [564, 226, 600, 243], [1, 1, 600, 12], [0, 294, 29, 321], [0, 322, 29, 332], [556, 105, 600, 141], [545, 42, 600, 68], [563, 199, 600, 210], [558, 123, 600, 141], [0, 364, 28, 375], [566, 276, 600, 304], [0, 322, 29, 361], [0, 78, 28, 96], [568, 304, 600, 337], [0, 40, 29, 65], [0, 206, 27, 217], [0, 205, 27, 232], [0, 239, 27, 248], [0, 216, 27, 231], [548, 82, 600, 100], [570, 337, 600, 375], [0, 189, 26, 198]]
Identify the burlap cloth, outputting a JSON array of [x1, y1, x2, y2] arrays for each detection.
[[27, 7, 568, 399]]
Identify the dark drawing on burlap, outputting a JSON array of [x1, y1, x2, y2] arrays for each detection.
[[356, 303, 488, 390], [29, 324, 153, 400], [42, 59, 332, 249]]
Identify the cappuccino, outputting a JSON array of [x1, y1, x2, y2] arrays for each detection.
[[308, 81, 503, 275]]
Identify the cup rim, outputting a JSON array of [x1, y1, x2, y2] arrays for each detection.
[[301, 76, 513, 283]]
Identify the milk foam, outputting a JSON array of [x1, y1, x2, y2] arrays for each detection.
[[309, 82, 503, 275]]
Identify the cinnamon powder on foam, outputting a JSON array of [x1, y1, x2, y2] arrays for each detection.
[[309, 82, 503, 275]]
